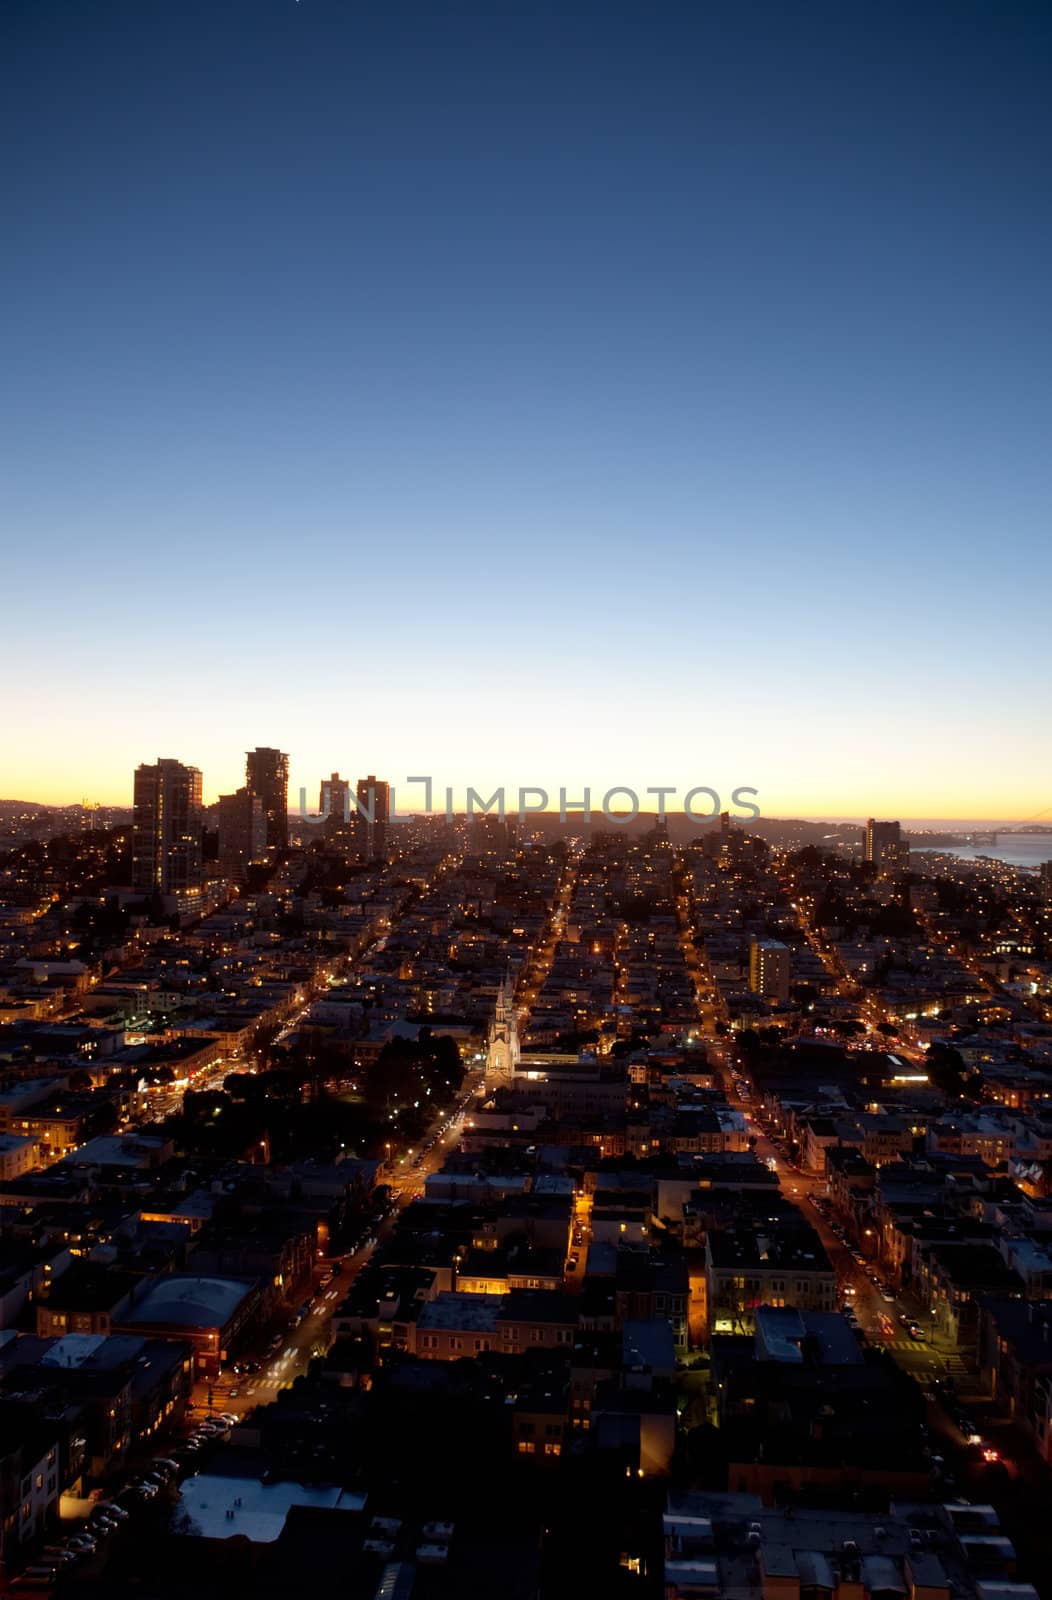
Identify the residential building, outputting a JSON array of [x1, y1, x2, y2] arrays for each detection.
[[132, 758, 204, 896], [748, 939, 791, 1002], [245, 746, 289, 851], [217, 787, 266, 880]]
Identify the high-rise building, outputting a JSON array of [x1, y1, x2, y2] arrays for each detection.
[[245, 747, 289, 852], [749, 938, 791, 1002], [132, 759, 204, 896], [217, 787, 267, 881], [865, 818, 909, 877], [356, 775, 390, 860], [319, 772, 351, 822]]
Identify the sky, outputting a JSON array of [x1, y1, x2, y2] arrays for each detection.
[[3, 0, 1051, 820]]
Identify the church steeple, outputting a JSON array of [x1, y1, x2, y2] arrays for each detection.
[[486, 971, 519, 1089]]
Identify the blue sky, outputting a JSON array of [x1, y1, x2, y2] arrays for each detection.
[[3, 0, 1051, 816]]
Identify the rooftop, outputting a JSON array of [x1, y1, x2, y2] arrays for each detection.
[[120, 1274, 257, 1329], [176, 1473, 365, 1543]]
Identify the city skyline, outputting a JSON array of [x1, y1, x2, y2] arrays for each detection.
[[4, 0, 1052, 820], [4, 746, 1052, 828]]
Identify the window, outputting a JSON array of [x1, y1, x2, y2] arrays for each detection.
[[544, 1442, 561, 1456], [517, 1440, 535, 1454]]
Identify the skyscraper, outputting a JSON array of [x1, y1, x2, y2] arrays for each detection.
[[132, 759, 204, 896], [319, 772, 351, 823], [218, 787, 267, 881], [245, 747, 289, 852], [318, 771, 350, 838], [865, 818, 909, 877], [355, 775, 390, 860]]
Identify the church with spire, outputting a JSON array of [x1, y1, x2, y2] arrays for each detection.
[[485, 971, 520, 1090]]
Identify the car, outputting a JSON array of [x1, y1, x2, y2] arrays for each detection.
[[153, 1457, 180, 1473], [218, 1413, 239, 1426], [66, 1535, 98, 1554], [98, 1503, 129, 1522], [567, 1255, 579, 1271], [909, 1324, 926, 1341], [881, 1288, 896, 1303]]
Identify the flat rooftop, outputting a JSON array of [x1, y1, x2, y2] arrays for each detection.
[[177, 1473, 365, 1543]]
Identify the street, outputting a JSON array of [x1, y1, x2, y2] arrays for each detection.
[[191, 1068, 485, 1418]]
